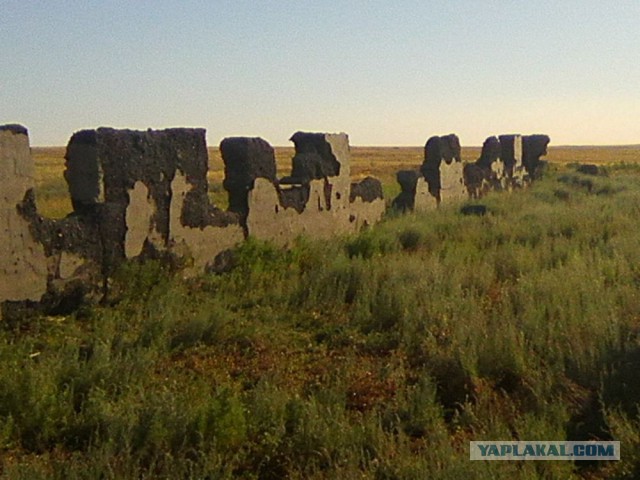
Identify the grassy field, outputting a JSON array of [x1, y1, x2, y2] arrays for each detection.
[[29, 144, 640, 218], [3, 159, 640, 478], [3, 145, 640, 478]]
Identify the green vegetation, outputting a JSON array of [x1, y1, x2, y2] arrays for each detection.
[[4, 163, 640, 478]]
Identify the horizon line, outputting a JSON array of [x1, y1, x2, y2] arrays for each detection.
[[29, 143, 640, 149]]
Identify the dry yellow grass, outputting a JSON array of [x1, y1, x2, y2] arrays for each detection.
[[30, 144, 640, 219], [31, 147, 72, 218], [545, 145, 640, 164]]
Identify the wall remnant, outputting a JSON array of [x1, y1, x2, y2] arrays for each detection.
[[63, 128, 244, 276], [498, 134, 524, 187], [420, 134, 467, 210], [393, 134, 467, 211], [0, 126, 48, 317], [0, 122, 549, 317], [220, 137, 277, 221], [463, 136, 505, 198], [223, 132, 385, 246], [1, 125, 385, 316], [576, 164, 600, 176], [394, 133, 548, 209], [522, 134, 551, 179], [391, 170, 421, 212], [349, 175, 386, 231]]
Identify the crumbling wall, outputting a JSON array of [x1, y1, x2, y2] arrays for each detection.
[[464, 135, 531, 197], [2, 125, 248, 316], [522, 134, 551, 179], [1, 126, 103, 318], [1, 125, 386, 315], [439, 160, 467, 204], [394, 133, 547, 208], [420, 134, 462, 201], [498, 134, 524, 187], [349, 176, 385, 230], [422, 134, 466, 207], [394, 134, 466, 211], [413, 177, 438, 213], [239, 132, 384, 245], [169, 171, 244, 273], [64, 128, 244, 274], [0, 126, 48, 313], [3, 121, 550, 316], [220, 137, 277, 221], [391, 170, 421, 212], [463, 136, 504, 198]]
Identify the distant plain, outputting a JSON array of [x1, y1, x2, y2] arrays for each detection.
[[31, 145, 640, 218]]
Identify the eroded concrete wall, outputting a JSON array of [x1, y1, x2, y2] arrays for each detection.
[[464, 134, 536, 198], [522, 134, 551, 179], [170, 172, 244, 274], [1, 123, 553, 317], [125, 181, 158, 258], [414, 178, 438, 213], [420, 134, 462, 204], [394, 134, 466, 211], [499, 134, 524, 187], [220, 137, 277, 221], [240, 132, 384, 245], [64, 131, 103, 211], [464, 136, 505, 198], [349, 176, 385, 229], [394, 133, 548, 208], [0, 126, 48, 309], [1, 126, 104, 319], [1, 126, 247, 315], [63, 128, 245, 274], [1, 125, 386, 315], [440, 161, 467, 203]]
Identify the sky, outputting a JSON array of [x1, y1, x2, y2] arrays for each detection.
[[2, 0, 639, 146]]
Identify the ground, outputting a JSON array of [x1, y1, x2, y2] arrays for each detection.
[[2, 144, 640, 479]]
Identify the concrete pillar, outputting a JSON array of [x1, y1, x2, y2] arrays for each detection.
[[0, 125, 48, 307]]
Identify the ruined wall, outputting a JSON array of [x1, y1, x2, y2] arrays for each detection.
[[63, 128, 245, 275], [0, 126, 48, 312], [1, 122, 549, 315], [394, 133, 546, 209], [224, 132, 385, 246], [0, 126, 246, 316], [394, 134, 466, 211], [220, 137, 277, 222], [349, 176, 386, 230], [413, 178, 437, 213], [464, 136, 504, 198], [499, 134, 524, 187], [1, 126, 104, 317], [391, 170, 421, 212], [1, 125, 385, 315], [522, 134, 551, 179], [439, 161, 467, 204]]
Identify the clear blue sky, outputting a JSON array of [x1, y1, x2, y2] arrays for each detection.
[[2, 0, 639, 146]]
